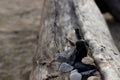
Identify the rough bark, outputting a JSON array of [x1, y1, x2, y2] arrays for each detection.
[[30, 0, 120, 80]]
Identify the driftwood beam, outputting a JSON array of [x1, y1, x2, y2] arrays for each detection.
[[73, 0, 120, 80], [30, 0, 78, 80], [30, 0, 120, 80]]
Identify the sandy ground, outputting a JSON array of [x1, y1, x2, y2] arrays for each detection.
[[0, 0, 43, 80], [0, 0, 120, 80]]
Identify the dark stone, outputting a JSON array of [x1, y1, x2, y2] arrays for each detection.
[[75, 29, 82, 40], [81, 70, 96, 76], [75, 40, 88, 62], [74, 62, 96, 72]]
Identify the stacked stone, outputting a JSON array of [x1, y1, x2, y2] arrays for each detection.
[[54, 40, 101, 80]]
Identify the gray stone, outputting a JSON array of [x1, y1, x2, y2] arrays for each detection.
[[59, 62, 74, 72], [55, 47, 76, 64], [70, 69, 82, 80]]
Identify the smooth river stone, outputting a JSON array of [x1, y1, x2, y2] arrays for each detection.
[[70, 69, 82, 80], [59, 62, 74, 72]]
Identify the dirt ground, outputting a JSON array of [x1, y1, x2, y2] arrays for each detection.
[[0, 0, 120, 80]]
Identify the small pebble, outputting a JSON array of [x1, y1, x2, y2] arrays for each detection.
[[82, 56, 94, 65], [70, 69, 82, 80], [87, 76, 100, 80], [59, 62, 73, 72]]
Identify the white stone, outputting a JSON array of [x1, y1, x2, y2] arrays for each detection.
[[87, 76, 100, 80], [70, 69, 82, 80], [82, 56, 94, 65]]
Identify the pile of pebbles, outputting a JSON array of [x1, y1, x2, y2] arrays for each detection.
[[54, 40, 101, 80]]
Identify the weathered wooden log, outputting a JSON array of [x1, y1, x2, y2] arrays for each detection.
[[30, 0, 120, 80], [73, 0, 120, 80]]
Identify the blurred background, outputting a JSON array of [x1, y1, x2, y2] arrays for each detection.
[[0, 0, 120, 80], [95, 0, 120, 51]]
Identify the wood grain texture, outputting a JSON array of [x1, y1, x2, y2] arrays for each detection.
[[73, 0, 120, 80], [30, 0, 78, 80]]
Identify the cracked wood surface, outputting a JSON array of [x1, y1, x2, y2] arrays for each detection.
[[29, 0, 120, 80], [0, 0, 120, 80], [31, 0, 78, 80], [73, 0, 120, 80]]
